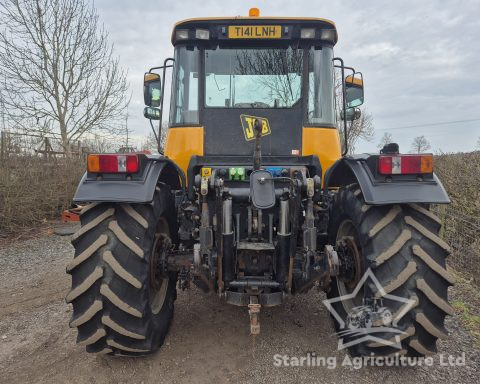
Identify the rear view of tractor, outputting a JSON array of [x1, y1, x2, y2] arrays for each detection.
[[66, 8, 454, 358]]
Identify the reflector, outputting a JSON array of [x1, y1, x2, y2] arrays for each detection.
[[401, 155, 421, 174], [99, 155, 119, 173]]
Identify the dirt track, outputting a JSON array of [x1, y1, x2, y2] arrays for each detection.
[[0, 229, 479, 383]]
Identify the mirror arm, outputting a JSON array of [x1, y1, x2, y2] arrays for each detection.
[[148, 63, 174, 73], [333, 57, 349, 156], [158, 58, 175, 152], [334, 60, 357, 156], [149, 119, 160, 152]]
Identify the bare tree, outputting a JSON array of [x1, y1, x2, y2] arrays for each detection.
[[81, 133, 118, 154], [411, 135, 431, 153], [377, 132, 394, 149], [339, 109, 374, 153], [140, 121, 168, 154], [476, 137, 480, 150], [333, 76, 374, 154], [141, 132, 160, 153], [235, 49, 303, 107], [0, 0, 128, 154]]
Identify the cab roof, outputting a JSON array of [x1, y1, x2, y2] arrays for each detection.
[[171, 16, 338, 46]]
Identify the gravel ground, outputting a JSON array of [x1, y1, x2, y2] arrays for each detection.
[[0, 229, 479, 383]]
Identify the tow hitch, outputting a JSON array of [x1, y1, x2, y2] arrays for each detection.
[[248, 296, 261, 335]]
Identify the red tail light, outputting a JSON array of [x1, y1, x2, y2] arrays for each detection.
[[87, 154, 139, 173], [378, 154, 433, 175]]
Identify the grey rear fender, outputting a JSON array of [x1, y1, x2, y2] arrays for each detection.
[[73, 156, 185, 204], [324, 154, 450, 205]]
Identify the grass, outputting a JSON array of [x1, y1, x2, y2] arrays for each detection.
[[451, 300, 480, 346]]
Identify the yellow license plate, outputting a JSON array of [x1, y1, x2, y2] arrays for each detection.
[[228, 25, 282, 39]]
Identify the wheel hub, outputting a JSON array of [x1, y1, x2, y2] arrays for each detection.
[[336, 235, 363, 291], [150, 234, 171, 291]]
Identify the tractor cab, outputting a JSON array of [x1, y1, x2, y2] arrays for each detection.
[[144, 9, 364, 177]]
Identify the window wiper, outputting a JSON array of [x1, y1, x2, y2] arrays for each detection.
[[213, 74, 225, 91]]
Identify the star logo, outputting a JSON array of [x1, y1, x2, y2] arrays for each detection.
[[322, 268, 417, 350]]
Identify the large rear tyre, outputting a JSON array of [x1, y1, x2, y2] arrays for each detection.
[[328, 185, 454, 357], [66, 187, 177, 355]]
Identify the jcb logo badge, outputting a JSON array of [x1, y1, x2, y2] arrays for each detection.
[[240, 115, 271, 141]]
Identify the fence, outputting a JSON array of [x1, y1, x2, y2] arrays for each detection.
[[0, 130, 86, 234], [0, 130, 84, 158]]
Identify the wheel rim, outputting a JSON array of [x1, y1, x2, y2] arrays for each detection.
[[149, 218, 170, 315], [336, 220, 364, 314]]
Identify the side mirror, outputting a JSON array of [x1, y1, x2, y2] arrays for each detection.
[[345, 73, 364, 108], [341, 107, 361, 121], [144, 72, 162, 108], [143, 106, 161, 120]]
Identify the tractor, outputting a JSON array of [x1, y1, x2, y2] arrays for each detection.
[[67, 8, 454, 357]]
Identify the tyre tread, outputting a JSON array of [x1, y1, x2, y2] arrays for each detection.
[[67, 191, 176, 355], [328, 185, 452, 357]]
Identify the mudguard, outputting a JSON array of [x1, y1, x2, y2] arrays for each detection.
[[324, 155, 450, 205], [73, 157, 184, 204]]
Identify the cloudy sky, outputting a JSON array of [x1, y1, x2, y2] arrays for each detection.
[[96, 0, 480, 153]]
